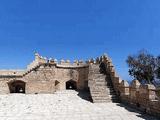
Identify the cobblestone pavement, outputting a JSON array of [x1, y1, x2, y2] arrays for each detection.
[[0, 90, 158, 120]]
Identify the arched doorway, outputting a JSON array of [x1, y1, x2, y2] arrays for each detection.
[[66, 80, 77, 90], [55, 80, 60, 91], [8, 80, 26, 93]]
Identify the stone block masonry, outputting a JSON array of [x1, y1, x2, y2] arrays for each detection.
[[0, 52, 159, 118]]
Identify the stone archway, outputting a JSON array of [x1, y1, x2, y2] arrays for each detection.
[[55, 80, 60, 91], [66, 80, 77, 90], [8, 80, 26, 93]]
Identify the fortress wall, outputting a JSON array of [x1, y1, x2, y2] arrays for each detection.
[[52, 66, 89, 90], [26, 81, 55, 94], [0, 78, 10, 94], [0, 77, 25, 94], [24, 64, 57, 93], [77, 67, 89, 90], [23, 63, 89, 93], [119, 79, 160, 117], [88, 55, 160, 117], [54, 67, 78, 90], [0, 53, 159, 117]]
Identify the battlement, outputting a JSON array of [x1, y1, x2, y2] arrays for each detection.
[[27, 52, 47, 70], [0, 52, 115, 77], [0, 52, 159, 118], [26, 53, 113, 69]]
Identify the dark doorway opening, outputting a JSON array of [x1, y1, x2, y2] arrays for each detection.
[[66, 80, 77, 90], [8, 80, 26, 93]]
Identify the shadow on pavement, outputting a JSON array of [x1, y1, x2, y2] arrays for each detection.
[[117, 103, 160, 120]]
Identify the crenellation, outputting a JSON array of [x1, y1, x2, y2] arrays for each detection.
[[121, 80, 129, 87], [95, 57, 100, 64], [0, 53, 159, 117], [60, 59, 65, 64], [103, 53, 108, 58], [130, 79, 141, 89], [89, 58, 94, 64], [48, 58, 55, 64], [108, 57, 112, 63], [66, 60, 70, 63], [78, 60, 84, 65], [119, 80, 130, 103], [53, 59, 58, 63]]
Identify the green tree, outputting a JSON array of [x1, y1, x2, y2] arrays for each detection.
[[126, 50, 156, 84]]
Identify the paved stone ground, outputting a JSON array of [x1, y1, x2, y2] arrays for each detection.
[[0, 90, 158, 120]]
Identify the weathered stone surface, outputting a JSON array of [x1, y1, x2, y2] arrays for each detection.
[[0, 53, 159, 118]]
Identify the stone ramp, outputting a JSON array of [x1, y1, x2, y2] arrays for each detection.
[[0, 92, 158, 120]]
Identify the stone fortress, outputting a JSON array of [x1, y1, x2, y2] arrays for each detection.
[[0, 53, 159, 117]]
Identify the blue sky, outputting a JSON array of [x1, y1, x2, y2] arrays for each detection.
[[0, 0, 160, 81]]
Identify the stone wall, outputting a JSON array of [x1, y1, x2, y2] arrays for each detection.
[[0, 53, 159, 117], [87, 54, 160, 117], [24, 63, 89, 94], [0, 77, 24, 94], [0, 78, 11, 94], [0, 53, 89, 94], [119, 79, 160, 117]]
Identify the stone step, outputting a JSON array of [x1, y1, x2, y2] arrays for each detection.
[[93, 100, 112, 103], [91, 83, 107, 87], [90, 91, 108, 94], [91, 93, 108, 96], [93, 97, 118, 102], [91, 95, 106, 97], [93, 97, 110, 100], [95, 81, 106, 85], [94, 78, 106, 81], [91, 90, 116, 95], [93, 95, 118, 100], [93, 74, 106, 78], [93, 96, 110, 98], [90, 86, 108, 90], [94, 77, 106, 80], [94, 81, 107, 84], [91, 64, 100, 67], [93, 99, 112, 102], [89, 64, 119, 103], [94, 84, 107, 87], [95, 80, 106, 82], [91, 90, 107, 94], [92, 71, 101, 74]]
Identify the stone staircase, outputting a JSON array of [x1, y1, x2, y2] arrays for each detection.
[[22, 64, 40, 76], [88, 64, 118, 103]]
